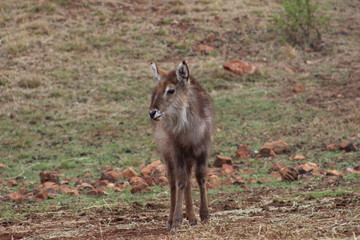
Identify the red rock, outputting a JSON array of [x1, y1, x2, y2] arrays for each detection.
[[36, 192, 48, 200], [195, 44, 215, 53], [102, 165, 112, 171], [207, 168, 221, 176], [326, 144, 338, 151], [7, 180, 18, 187], [39, 171, 59, 184], [260, 140, 289, 156], [8, 192, 27, 203], [0, 164, 7, 170], [151, 164, 167, 178], [354, 165, 360, 171], [271, 162, 286, 172], [279, 167, 298, 181], [339, 142, 348, 149], [69, 177, 79, 183], [269, 150, 277, 156], [141, 160, 162, 177], [214, 15, 222, 21], [214, 155, 233, 167], [157, 176, 168, 186], [116, 181, 130, 190], [270, 171, 282, 181], [327, 162, 337, 168], [284, 66, 295, 73], [60, 185, 73, 194], [208, 175, 221, 188], [130, 176, 150, 194], [122, 168, 138, 180], [98, 180, 109, 186], [201, 33, 216, 43], [34, 182, 60, 199], [68, 189, 80, 196], [83, 172, 93, 178], [19, 187, 28, 195], [232, 176, 246, 186], [293, 84, 305, 93], [339, 142, 357, 152], [293, 155, 306, 161], [223, 59, 257, 76], [42, 181, 60, 191], [221, 178, 234, 186], [299, 162, 319, 172], [86, 189, 107, 196], [326, 170, 343, 176], [114, 187, 122, 192], [77, 182, 94, 191], [100, 169, 122, 183], [142, 175, 153, 186], [247, 178, 257, 184], [344, 168, 360, 174], [170, 19, 179, 25], [221, 164, 234, 175], [241, 168, 254, 174], [206, 182, 216, 189], [257, 177, 271, 184], [236, 144, 251, 159]]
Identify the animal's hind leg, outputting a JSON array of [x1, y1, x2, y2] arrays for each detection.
[[184, 160, 197, 226], [195, 154, 209, 223]]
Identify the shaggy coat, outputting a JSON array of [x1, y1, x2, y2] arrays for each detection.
[[149, 61, 214, 228]]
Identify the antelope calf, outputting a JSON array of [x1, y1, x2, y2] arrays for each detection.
[[149, 61, 214, 228]]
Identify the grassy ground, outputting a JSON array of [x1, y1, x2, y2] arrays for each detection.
[[0, 0, 359, 239]]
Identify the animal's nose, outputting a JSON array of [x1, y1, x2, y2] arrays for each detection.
[[149, 110, 157, 119]]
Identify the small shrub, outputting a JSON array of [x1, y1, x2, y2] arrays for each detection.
[[272, 0, 330, 50]]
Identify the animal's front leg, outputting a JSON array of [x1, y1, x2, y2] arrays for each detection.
[[167, 166, 176, 228], [185, 162, 197, 226], [172, 166, 187, 228]]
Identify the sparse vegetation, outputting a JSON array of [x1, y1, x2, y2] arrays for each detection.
[[0, 0, 359, 239], [272, 0, 330, 49]]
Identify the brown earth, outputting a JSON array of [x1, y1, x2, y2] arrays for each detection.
[[1, 180, 359, 240]]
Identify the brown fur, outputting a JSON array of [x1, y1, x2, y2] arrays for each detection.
[[149, 61, 214, 228]]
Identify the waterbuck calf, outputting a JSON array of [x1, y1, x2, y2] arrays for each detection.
[[149, 61, 214, 228]]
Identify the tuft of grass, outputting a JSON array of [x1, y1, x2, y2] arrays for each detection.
[[18, 74, 43, 88], [304, 190, 351, 199]]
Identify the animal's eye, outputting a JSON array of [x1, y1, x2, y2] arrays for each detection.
[[167, 89, 175, 95]]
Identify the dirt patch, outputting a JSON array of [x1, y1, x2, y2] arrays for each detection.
[[1, 181, 359, 239]]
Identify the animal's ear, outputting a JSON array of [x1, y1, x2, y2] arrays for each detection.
[[176, 60, 189, 84], [150, 62, 161, 81]]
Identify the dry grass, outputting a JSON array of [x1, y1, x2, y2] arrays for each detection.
[[0, 0, 359, 239]]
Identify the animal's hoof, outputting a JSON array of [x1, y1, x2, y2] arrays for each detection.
[[189, 221, 198, 226], [200, 213, 209, 223], [172, 218, 183, 228], [167, 221, 173, 228]]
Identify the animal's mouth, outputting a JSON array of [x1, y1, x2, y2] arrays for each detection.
[[152, 114, 163, 121], [149, 110, 164, 121]]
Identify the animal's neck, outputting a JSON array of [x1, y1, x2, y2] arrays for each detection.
[[167, 103, 191, 132]]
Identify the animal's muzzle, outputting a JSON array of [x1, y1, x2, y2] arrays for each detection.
[[149, 109, 163, 120], [149, 110, 157, 119]]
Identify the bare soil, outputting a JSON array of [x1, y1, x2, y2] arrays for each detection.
[[1, 0, 359, 239], [1, 179, 359, 240]]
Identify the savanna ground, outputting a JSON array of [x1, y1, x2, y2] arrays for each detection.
[[0, 0, 359, 239]]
